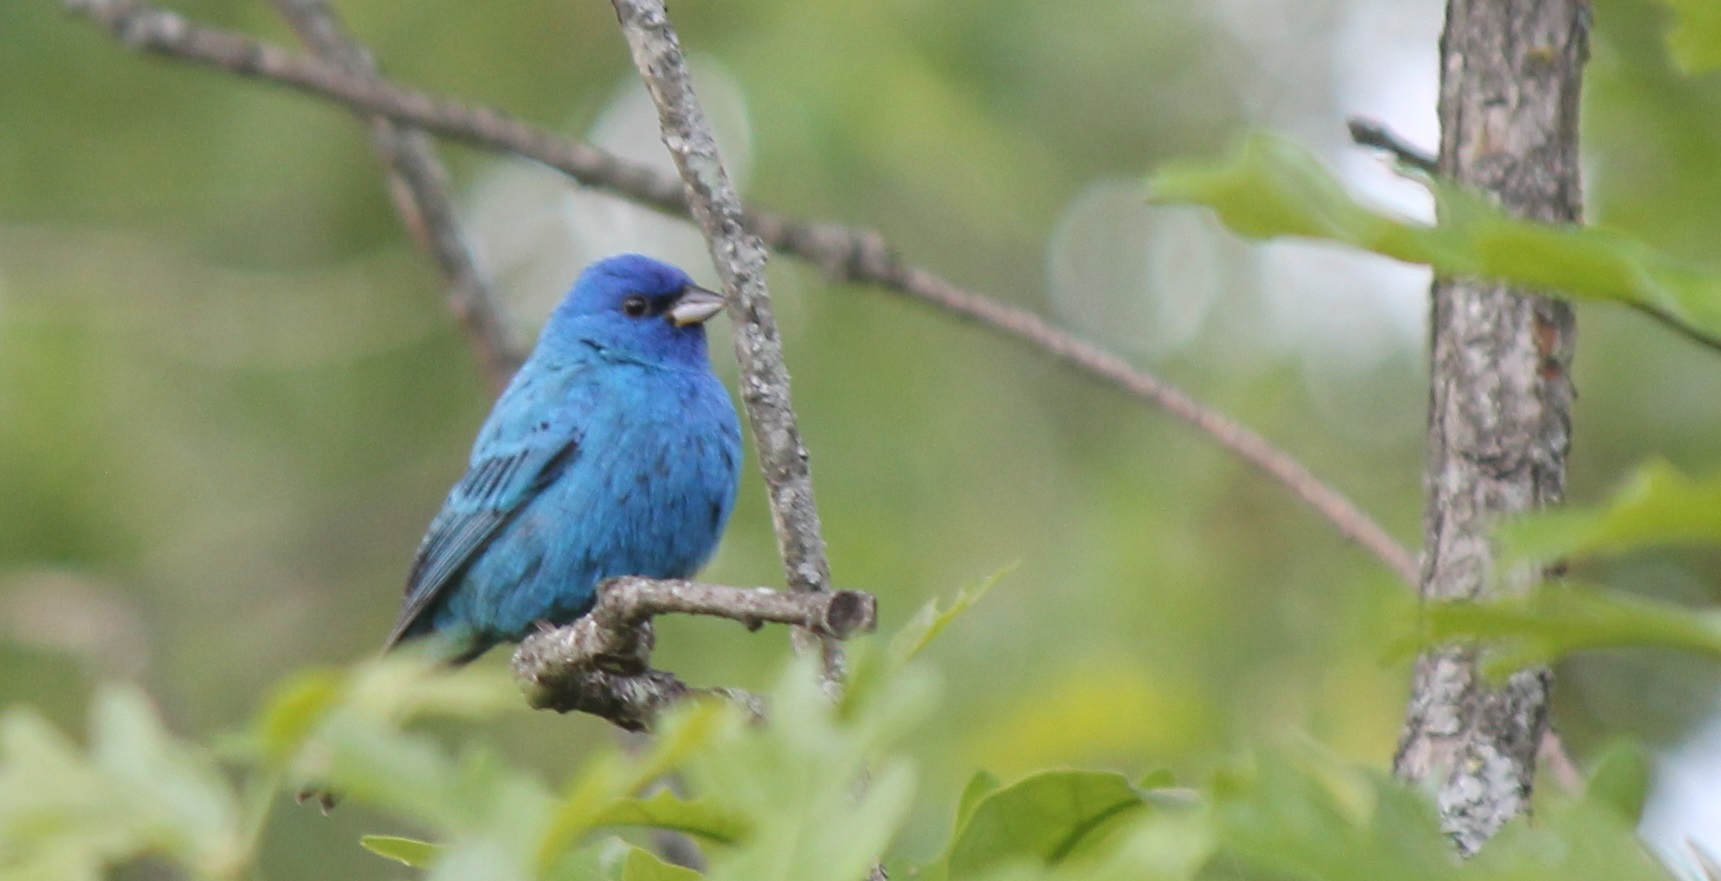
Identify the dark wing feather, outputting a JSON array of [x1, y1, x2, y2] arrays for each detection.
[[384, 436, 579, 648]]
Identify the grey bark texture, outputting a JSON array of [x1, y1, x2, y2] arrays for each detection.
[[512, 576, 872, 726], [607, 0, 846, 685], [1393, 0, 1589, 857]]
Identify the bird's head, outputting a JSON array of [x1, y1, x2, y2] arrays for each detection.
[[542, 254, 728, 368]]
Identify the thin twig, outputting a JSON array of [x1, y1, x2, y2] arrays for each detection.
[[607, 0, 846, 686], [1346, 116, 1439, 176], [65, 0, 1418, 586], [511, 577, 872, 723], [1538, 728, 1583, 793], [268, 0, 522, 390]]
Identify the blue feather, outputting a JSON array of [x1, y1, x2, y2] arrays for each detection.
[[388, 254, 742, 661]]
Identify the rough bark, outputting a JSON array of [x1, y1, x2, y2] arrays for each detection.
[[1393, 0, 1589, 856], [511, 577, 872, 725], [608, 0, 847, 685]]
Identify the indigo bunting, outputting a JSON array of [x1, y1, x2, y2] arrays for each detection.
[[386, 254, 742, 662]]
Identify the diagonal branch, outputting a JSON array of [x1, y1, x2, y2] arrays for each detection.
[[607, 0, 844, 687], [63, 0, 1417, 586], [268, 0, 522, 390]]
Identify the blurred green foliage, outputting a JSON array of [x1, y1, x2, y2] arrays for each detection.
[[1643, 0, 1721, 73], [0, 612, 1699, 880], [5, 0, 1721, 877], [1151, 133, 1721, 340], [1506, 462, 1721, 561]]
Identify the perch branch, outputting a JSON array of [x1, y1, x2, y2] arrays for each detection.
[[608, 0, 844, 686], [269, 0, 522, 390], [64, 0, 1417, 586], [512, 577, 873, 725]]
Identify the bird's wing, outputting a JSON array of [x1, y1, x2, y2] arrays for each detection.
[[384, 433, 581, 649]]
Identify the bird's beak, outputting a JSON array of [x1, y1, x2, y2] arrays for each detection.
[[668, 285, 727, 327]]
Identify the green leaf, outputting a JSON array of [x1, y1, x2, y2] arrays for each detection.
[[1655, 0, 1721, 73], [341, 652, 521, 722], [1136, 769, 1176, 790], [538, 701, 735, 868], [1468, 792, 1676, 881], [1502, 461, 1721, 562], [946, 770, 1148, 878], [1419, 583, 1721, 672], [619, 844, 703, 881], [306, 713, 468, 828], [691, 655, 931, 881], [251, 668, 342, 763], [624, 701, 735, 791], [549, 840, 701, 881], [251, 654, 545, 835], [361, 834, 442, 868], [88, 686, 246, 876], [1150, 133, 1721, 343], [0, 686, 249, 881], [890, 565, 1011, 663], [1152, 134, 1409, 245], [954, 770, 1001, 831], [0, 707, 114, 880], [1212, 752, 1456, 881], [1102, 811, 1216, 881], [589, 790, 750, 845], [1585, 741, 1653, 824], [547, 838, 621, 881]]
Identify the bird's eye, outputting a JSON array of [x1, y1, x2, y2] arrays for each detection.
[[621, 295, 651, 317]]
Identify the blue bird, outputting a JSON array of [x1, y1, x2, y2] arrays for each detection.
[[386, 254, 742, 662]]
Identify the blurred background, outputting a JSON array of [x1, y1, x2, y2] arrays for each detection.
[[4, 0, 1720, 875]]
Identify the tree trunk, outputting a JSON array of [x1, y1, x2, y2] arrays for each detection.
[[1393, 0, 1589, 857]]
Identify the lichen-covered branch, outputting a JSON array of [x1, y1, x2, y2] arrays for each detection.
[[1393, 0, 1588, 857], [512, 577, 873, 726], [64, 0, 1415, 586], [608, 0, 843, 682], [269, 0, 522, 390]]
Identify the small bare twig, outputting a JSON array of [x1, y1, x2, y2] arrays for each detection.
[[64, 0, 1417, 586], [1538, 728, 1583, 793], [269, 0, 522, 390], [608, 0, 845, 685], [1346, 116, 1439, 176], [511, 577, 873, 724]]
